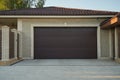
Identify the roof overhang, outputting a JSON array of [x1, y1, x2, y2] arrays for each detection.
[[0, 15, 114, 19], [101, 13, 120, 29]]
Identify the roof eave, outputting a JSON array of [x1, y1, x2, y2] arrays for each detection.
[[101, 16, 120, 29], [0, 15, 115, 18]]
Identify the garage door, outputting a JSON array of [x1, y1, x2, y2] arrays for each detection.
[[34, 27, 97, 59]]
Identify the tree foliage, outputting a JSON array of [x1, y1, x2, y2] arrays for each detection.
[[0, 0, 45, 10], [35, 0, 46, 8], [0, 0, 7, 10]]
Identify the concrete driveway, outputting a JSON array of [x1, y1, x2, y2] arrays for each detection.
[[0, 59, 120, 80]]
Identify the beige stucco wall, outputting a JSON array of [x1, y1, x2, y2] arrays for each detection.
[[18, 18, 111, 59], [100, 29, 110, 58], [110, 28, 115, 59], [117, 27, 120, 58]]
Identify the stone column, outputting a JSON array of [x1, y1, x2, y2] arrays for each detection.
[[17, 19, 22, 58], [97, 26, 101, 59], [1, 26, 10, 61], [11, 29, 17, 59], [17, 31, 22, 58], [115, 27, 118, 59]]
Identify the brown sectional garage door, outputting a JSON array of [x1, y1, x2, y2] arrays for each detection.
[[34, 27, 97, 59]]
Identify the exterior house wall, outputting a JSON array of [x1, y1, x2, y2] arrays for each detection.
[[110, 28, 115, 59], [115, 27, 119, 59], [100, 29, 110, 58], [115, 26, 120, 62], [18, 18, 111, 59], [117, 27, 120, 58], [0, 29, 1, 60]]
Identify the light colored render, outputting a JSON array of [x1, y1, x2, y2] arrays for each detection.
[[18, 18, 111, 59], [115, 27, 119, 59], [11, 29, 18, 59], [109, 29, 114, 59], [97, 26, 101, 59], [0, 15, 114, 18], [17, 19, 23, 58], [100, 29, 110, 58], [117, 27, 120, 62], [1, 26, 10, 61]]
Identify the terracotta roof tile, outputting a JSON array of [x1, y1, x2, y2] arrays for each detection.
[[0, 6, 118, 16]]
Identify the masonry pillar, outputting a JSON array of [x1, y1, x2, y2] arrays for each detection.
[[115, 27, 119, 59], [11, 29, 17, 59], [17, 19, 22, 58], [1, 26, 10, 61]]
